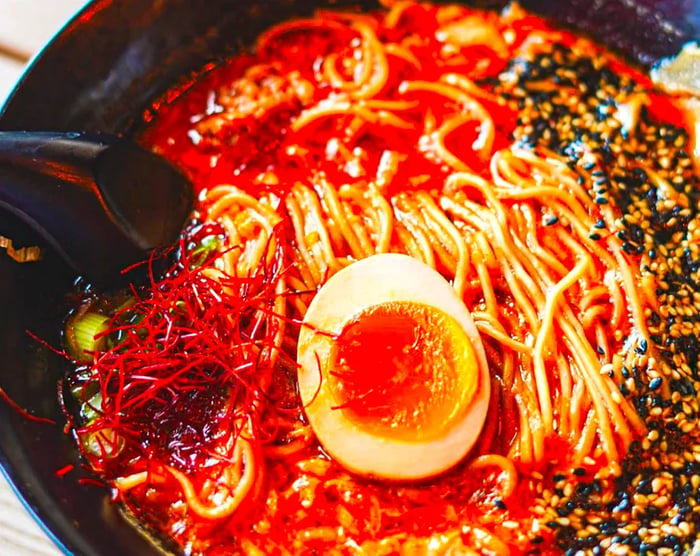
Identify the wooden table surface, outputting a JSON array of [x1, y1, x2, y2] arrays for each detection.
[[0, 3, 88, 555]]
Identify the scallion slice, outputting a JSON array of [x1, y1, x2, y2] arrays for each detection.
[[66, 311, 110, 360]]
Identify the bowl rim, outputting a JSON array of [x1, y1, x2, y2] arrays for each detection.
[[0, 0, 698, 555]]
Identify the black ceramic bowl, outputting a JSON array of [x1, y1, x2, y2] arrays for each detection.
[[0, 1, 698, 555]]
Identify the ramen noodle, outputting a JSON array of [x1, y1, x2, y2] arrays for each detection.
[[62, 2, 700, 555]]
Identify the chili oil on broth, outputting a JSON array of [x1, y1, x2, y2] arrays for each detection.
[[58, 1, 700, 555]]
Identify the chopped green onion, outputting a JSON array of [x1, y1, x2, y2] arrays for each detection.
[[69, 373, 99, 400], [80, 427, 124, 459], [80, 391, 103, 423], [66, 311, 110, 361], [190, 235, 222, 268]]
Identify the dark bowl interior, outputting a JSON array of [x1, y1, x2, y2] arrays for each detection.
[[0, 0, 698, 554]]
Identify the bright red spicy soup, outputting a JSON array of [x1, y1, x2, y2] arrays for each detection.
[[62, 1, 700, 555]]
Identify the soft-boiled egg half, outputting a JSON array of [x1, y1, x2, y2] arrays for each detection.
[[297, 253, 491, 481]]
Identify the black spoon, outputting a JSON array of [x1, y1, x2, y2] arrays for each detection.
[[0, 131, 194, 285]]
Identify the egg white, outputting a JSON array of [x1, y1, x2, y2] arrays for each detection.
[[297, 253, 491, 481]]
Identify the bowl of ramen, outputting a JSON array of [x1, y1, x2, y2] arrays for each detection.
[[0, 0, 699, 554]]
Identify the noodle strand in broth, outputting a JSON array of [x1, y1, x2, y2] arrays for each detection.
[[60, 2, 700, 554]]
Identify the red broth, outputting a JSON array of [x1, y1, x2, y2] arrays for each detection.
[[62, 3, 700, 555]]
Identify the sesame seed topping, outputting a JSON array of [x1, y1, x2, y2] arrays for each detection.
[[496, 38, 700, 555]]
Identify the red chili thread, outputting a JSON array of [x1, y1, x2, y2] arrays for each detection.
[[0, 387, 56, 425], [55, 464, 74, 478], [78, 477, 106, 488], [62, 225, 307, 483]]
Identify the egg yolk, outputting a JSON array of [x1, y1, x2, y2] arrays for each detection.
[[328, 301, 479, 442]]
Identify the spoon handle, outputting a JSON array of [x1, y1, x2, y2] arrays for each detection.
[[0, 131, 193, 285]]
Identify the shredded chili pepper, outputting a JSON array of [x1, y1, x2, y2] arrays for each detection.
[[0, 387, 56, 426], [63, 223, 297, 480], [55, 464, 74, 478]]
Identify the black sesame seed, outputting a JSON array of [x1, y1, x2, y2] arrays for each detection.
[[635, 339, 648, 354], [638, 478, 653, 495], [498, 41, 700, 555], [622, 242, 637, 255], [598, 519, 618, 535]]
